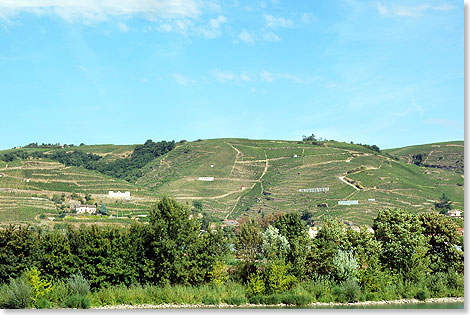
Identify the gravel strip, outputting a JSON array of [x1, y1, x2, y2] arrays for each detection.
[[92, 296, 464, 309]]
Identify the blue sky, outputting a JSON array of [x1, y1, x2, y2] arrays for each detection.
[[0, 0, 463, 150]]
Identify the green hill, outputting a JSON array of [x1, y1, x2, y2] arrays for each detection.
[[0, 144, 157, 227], [0, 140, 464, 227], [384, 141, 464, 173], [137, 139, 464, 225]]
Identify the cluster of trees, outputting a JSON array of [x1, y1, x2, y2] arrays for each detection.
[[0, 197, 227, 288], [23, 143, 83, 149], [0, 140, 176, 183], [0, 198, 463, 298]]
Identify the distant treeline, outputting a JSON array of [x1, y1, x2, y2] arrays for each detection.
[[22, 143, 85, 149], [0, 140, 176, 182]]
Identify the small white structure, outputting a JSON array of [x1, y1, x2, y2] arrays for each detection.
[[108, 191, 131, 200], [292, 154, 298, 158], [210, 164, 214, 168], [75, 205, 97, 214], [25, 179, 30, 183], [308, 226, 319, 238], [338, 200, 359, 205], [198, 177, 214, 181], [299, 187, 329, 193], [241, 185, 246, 191], [446, 210, 462, 217], [368, 198, 376, 202]]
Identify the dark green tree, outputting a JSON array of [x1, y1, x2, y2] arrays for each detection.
[[419, 212, 463, 273], [98, 204, 108, 216], [434, 193, 452, 213], [373, 209, 430, 282], [274, 213, 310, 279], [146, 197, 204, 285]]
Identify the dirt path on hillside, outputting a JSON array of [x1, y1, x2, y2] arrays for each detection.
[[174, 191, 239, 200], [338, 176, 360, 190], [227, 143, 242, 176]]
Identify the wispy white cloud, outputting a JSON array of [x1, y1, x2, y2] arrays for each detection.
[[236, 29, 255, 44], [117, 22, 129, 32], [173, 73, 196, 86], [157, 15, 227, 39], [264, 14, 293, 28], [262, 31, 280, 42], [0, 0, 202, 23], [373, 2, 454, 17], [301, 12, 313, 24], [209, 69, 251, 82], [259, 70, 307, 83]]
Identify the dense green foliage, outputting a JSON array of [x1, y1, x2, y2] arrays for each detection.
[[0, 139, 176, 183], [0, 202, 464, 308]]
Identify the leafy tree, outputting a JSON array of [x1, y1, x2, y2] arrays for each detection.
[[98, 204, 108, 216], [40, 231, 76, 280], [192, 200, 203, 212], [146, 197, 205, 285], [274, 213, 310, 279], [236, 219, 262, 264], [302, 134, 317, 141], [307, 218, 352, 277], [0, 226, 42, 283], [412, 154, 425, 166], [235, 219, 263, 281], [332, 250, 358, 282], [434, 193, 452, 213], [261, 225, 290, 261], [373, 208, 430, 282], [419, 212, 463, 273]]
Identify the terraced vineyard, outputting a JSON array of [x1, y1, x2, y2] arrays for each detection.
[[0, 150, 158, 227], [385, 141, 464, 173], [137, 139, 464, 225], [0, 139, 464, 227]]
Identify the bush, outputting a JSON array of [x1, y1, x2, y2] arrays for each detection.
[[35, 297, 52, 309], [265, 260, 296, 294], [225, 295, 247, 306], [0, 277, 34, 309], [209, 260, 229, 286], [332, 250, 358, 282], [415, 288, 429, 301], [281, 294, 310, 306], [67, 273, 90, 296], [343, 279, 361, 302], [248, 295, 264, 304], [202, 295, 221, 305], [333, 279, 361, 303], [247, 271, 265, 296], [265, 294, 282, 305], [64, 294, 91, 309]]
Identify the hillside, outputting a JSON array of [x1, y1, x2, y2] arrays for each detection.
[[384, 141, 464, 173], [0, 144, 158, 228], [137, 139, 464, 225], [0, 139, 464, 227]]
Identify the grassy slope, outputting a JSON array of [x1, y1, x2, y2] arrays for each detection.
[[384, 141, 464, 173], [0, 141, 464, 227], [0, 145, 156, 226], [137, 139, 464, 225]]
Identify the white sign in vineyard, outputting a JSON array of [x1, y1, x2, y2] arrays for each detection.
[[198, 177, 214, 181], [299, 187, 329, 193], [338, 200, 359, 205]]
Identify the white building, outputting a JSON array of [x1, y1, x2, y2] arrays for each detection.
[[108, 191, 131, 200], [446, 210, 462, 217], [75, 205, 97, 214]]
